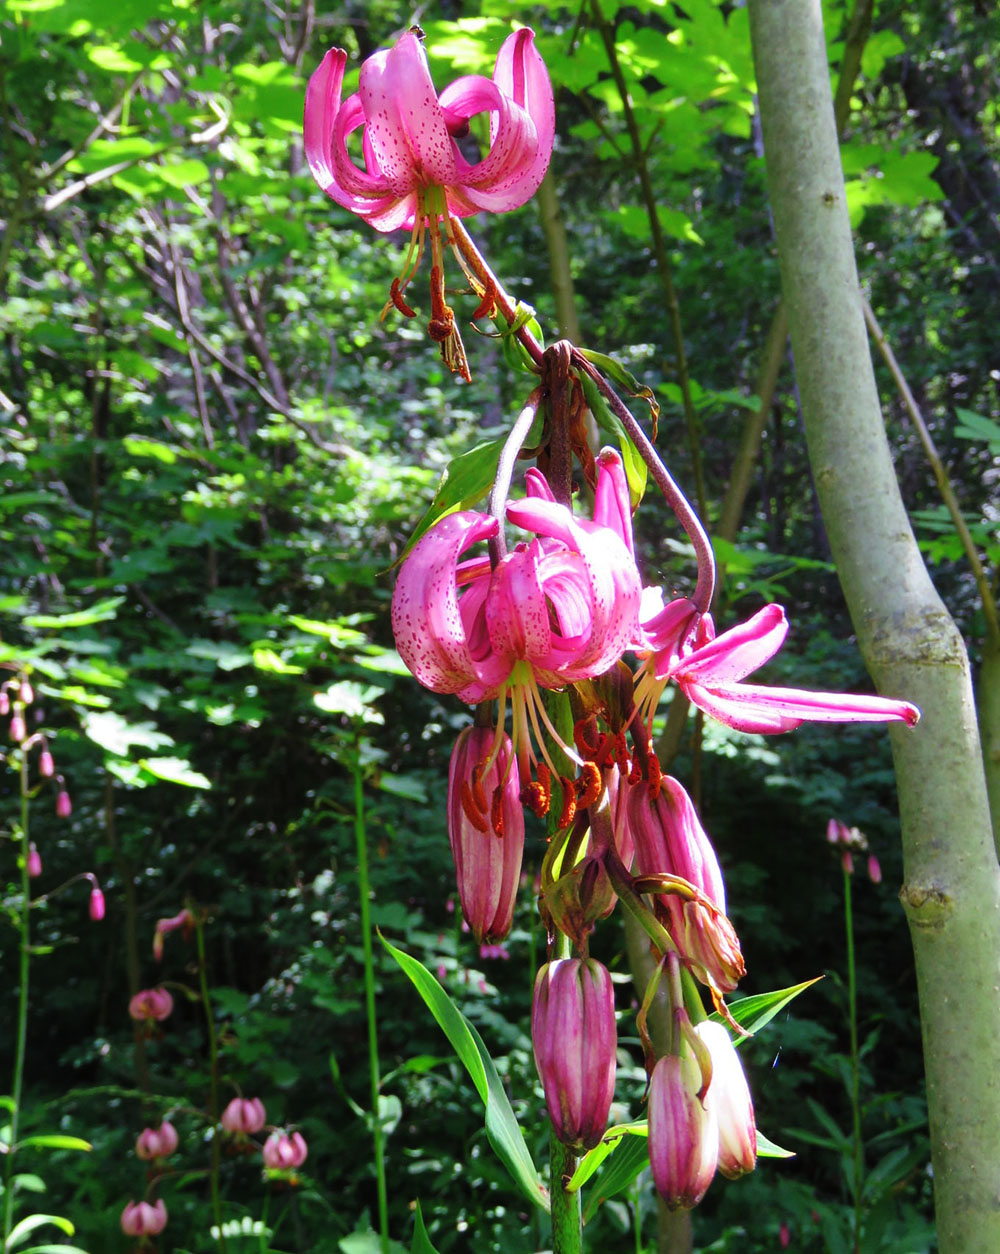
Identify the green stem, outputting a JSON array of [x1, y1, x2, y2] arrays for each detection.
[[3, 748, 31, 1247], [195, 914, 226, 1254], [843, 867, 863, 1252], [549, 1134, 582, 1254], [353, 733, 390, 1254]]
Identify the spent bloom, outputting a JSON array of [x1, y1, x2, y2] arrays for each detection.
[[531, 958, 617, 1150], [128, 987, 174, 1023], [262, 1129, 308, 1171], [221, 1096, 267, 1136], [136, 1121, 179, 1161], [120, 1199, 168, 1236], [447, 726, 524, 943]]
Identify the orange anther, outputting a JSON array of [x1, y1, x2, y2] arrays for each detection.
[[389, 278, 417, 318], [575, 762, 602, 809], [556, 776, 577, 830], [460, 781, 489, 833]]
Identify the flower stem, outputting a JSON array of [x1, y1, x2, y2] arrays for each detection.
[[3, 747, 31, 1248], [843, 865, 863, 1253], [352, 732, 390, 1254], [449, 219, 545, 368], [549, 1133, 582, 1254], [195, 912, 227, 1254]]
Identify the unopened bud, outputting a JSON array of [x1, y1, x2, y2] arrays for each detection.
[[56, 790, 72, 818], [867, 854, 882, 884], [694, 1021, 757, 1178], [532, 958, 616, 1150], [38, 748, 54, 777], [89, 886, 106, 922], [841, 849, 854, 875], [648, 1054, 718, 1209], [0, 690, 8, 715], [10, 713, 26, 742], [27, 845, 42, 878], [19, 680, 33, 704]]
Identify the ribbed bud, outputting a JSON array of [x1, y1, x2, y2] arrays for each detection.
[[648, 1054, 718, 1209], [447, 726, 524, 943], [694, 1021, 757, 1178], [531, 958, 616, 1150]]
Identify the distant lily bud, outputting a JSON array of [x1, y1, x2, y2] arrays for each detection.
[[19, 680, 33, 705], [648, 1054, 718, 1209], [841, 849, 854, 876], [262, 1129, 308, 1170], [694, 1021, 757, 1178], [55, 789, 72, 818], [128, 987, 174, 1022], [38, 748, 54, 777], [120, 1199, 167, 1236], [136, 1121, 179, 1161], [447, 727, 524, 944], [221, 1096, 266, 1136], [89, 886, 106, 922], [9, 713, 26, 743], [531, 958, 616, 1150], [153, 907, 196, 960], [780, 1221, 791, 1247], [27, 845, 42, 878], [0, 690, 8, 715], [867, 854, 882, 885]]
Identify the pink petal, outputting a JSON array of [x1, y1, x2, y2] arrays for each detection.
[[592, 448, 635, 559], [684, 679, 920, 734], [359, 33, 457, 198], [676, 605, 788, 684], [439, 75, 539, 211], [524, 467, 556, 501], [489, 29, 554, 204], [391, 512, 498, 697]]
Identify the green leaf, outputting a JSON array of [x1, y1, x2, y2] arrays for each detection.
[[954, 407, 1000, 453], [252, 646, 304, 675], [81, 711, 174, 757], [159, 158, 211, 188], [314, 682, 385, 723], [710, 976, 822, 1040], [19, 1246, 90, 1254], [756, 1128, 795, 1159], [581, 1132, 652, 1221], [137, 757, 211, 789], [8, 1214, 75, 1248], [410, 1201, 442, 1254], [577, 371, 647, 507], [24, 598, 124, 629], [17, 1135, 91, 1152], [567, 1121, 648, 1192], [380, 935, 549, 1213]]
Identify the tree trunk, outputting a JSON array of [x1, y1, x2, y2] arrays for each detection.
[[748, 3, 1000, 1249]]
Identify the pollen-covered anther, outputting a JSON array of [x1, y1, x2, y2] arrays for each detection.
[[574, 762, 603, 809], [460, 781, 489, 833], [490, 786, 505, 837], [471, 276, 497, 321], [428, 314, 455, 342], [523, 763, 552, 818], [556, 776, 577, 830], [389, 277, 417, 318], [471, 761, 489, 814], [573, 718, 601, 758], [614, 732, 633, 780], [646, 753, 663, 801]]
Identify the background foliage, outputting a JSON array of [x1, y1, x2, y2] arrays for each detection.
[[1, 0, 996, 1249]]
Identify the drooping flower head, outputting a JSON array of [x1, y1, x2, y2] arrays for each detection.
[[136, 1121, 179, 1162], [128, 987, 174, 1023], [120, 1199, 168, 1237], [263, 1129, 308, 1171], [305, 28, 554, 378], [221, 1096, 267, 1136]]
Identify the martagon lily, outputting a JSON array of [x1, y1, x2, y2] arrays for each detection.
[[304, 28, 554, 379]]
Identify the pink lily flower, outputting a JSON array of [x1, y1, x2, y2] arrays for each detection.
[[305, 28, 554, 231], [657, 604, 919, 734]]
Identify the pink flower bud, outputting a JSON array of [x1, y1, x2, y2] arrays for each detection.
[[27, 845, 42, 878], [262, 1130, 308, 1170], [221, 1096, 266, 1135], [867, 854, 882, 884], [9, 713, 26, 742], [153, 907, 196, 960], [19, 680, 33, 705], [38, 748, 54, 777], [136, 1121, 179, 1161], [0, 690, 9, 715], [648, 1054, 718, 1209], [841, 849, 854, 875], [780, 1221, 791, 1247], [120, 1199, 168, 1236], [55, 789, 72, 818], [694, 1021, 757, 1179], [447, 727, 524, 944], [128, 987, 174, 1022], [531, 958, 616, 1150], [89, 886, 105, 922]]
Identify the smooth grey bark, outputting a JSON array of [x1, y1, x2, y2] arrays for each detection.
[[748, 2, 1000, 1249]]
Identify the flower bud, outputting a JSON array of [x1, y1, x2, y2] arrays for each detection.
[[10, 713, 26, 742], [120, 1199, 168, 1236], [447, 727, 524, 944], [531, 958, 616, 1150], [648, 1054, 718, 1209], [55, 789, 72, 818], [694, 1021, 756, 1178], [221, 1096, 266, 1135], [128, 987, 174, 1022], [136, 1121, 179, 1161], [867, 854, 882, 884], [27, 845, 42, 878], [153, 907, 196, 960], [262, 1129, 308, 1170], [19, 680, 33, 705], [38, 748, 54, 777], [0, 690, 9, 715], [89, 886, 105, 922]]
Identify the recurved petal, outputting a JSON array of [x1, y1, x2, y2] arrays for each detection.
[[490, 29, 554, 202], [360, 33, 457, 197], [676, 604, 788, 685], [440, 75, 539, 210], [592, 448, 635, 558], [685, 679, 920, 733], [391, 512, 498, 696]]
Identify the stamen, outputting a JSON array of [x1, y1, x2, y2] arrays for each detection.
[[490, 786, 505, 837], [574, 717, 601, 758], [575, 762, 603, 808], [389, 278, 417, 318], [471, 275, 497, 321], [647, 753, 663, 801], [471, 761, 489, 814], [614, 731, 633, 779], [556, 775, 577, 830]]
